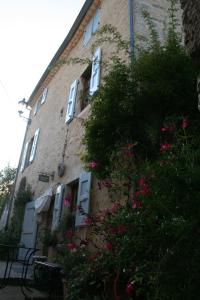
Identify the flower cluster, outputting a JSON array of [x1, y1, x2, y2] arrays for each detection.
[[89, 160, 99, 169], [132, 176, 151, 209], [98, 179, 113, 189], [160, 143, 172, 151]]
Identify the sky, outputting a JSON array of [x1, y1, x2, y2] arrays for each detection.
[[0, 0, 85, 170]]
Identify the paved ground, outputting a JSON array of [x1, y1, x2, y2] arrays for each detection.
[[0, 261, 48, 299], [0, 285, 49, 300], [0, 261, 33, 279], [0, 285, 27, 300]]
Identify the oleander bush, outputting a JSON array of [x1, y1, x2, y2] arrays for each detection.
[[57, 1, 200, 299]]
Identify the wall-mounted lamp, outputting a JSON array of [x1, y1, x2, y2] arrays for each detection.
[[18, 98, 31, 124]]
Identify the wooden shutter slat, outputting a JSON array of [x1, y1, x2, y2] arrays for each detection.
[[75, 172, 92, 227], [51, 184, 65, 231], [65, 80, 79, 123], [29, 128, 40, 163], [89, 48, 101, 95]]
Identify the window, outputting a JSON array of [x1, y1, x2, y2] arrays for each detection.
[[20, 128, 40, 172], [34, 88, 48, 116], [89, 48, 101, 95], [65, 80, 79, 123], [51, 184, 65, 232], [75, 172, 92, 227], [83, 8, 100, 46], [65, 48, 101, 123], [80, 64, 92, 111]]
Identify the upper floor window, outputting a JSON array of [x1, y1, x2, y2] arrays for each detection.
[[65, 48, 101, 124], [20, 128, 40, 172], [83, 8, 100, 46], [34, 88, 48, 116], [80, 63, 92, 111]]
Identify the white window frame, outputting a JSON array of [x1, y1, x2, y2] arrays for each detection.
[[89, 47, 102, 95], [29, 128, 40, 163], [65, 79, 79, 123], [83, 8, 100, 46], [75, 172, 92, 227]]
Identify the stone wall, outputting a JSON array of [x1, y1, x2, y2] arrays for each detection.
[[180, 0, 200, 59]]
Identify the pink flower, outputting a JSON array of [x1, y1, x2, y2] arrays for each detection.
[[123, 149, 134, 158], [109, 227, 118, 234], [135, 177, 150, 198], [67, 242, 77, 252], [161, 124, 176, 132], [89, 160, 98, 168], [98, 179, 113, 189], [83, 217, 93, 226], [160, 143, 172, 151], [89, 252, 101, 261], [182, 116, 189, 129], [118, 224, 126, 234], [102, 179, 113, 188], [126, 282, 135, 295], [105, 241, 114, 251], [66, 230, 74, 239], [132, 199, 142, 209], [111, 203, 121, 214], [64, 196, 72, 207], [139, 176, 146, 187]]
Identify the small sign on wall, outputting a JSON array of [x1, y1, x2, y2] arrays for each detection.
[[38, 174, 50, 182]]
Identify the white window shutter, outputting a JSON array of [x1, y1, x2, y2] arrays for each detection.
[[20, 141, 29, 172], [83, 19, 93, 46], [29, 128, 40, 163], [34, 100, 39, 116], [75, 172, 92, 227], [65, 79, 79, 124], [51, 184, 65, 231], [40, 88, 48, 105], [89, 48, 102, 95], [92, 8, 100, 33]]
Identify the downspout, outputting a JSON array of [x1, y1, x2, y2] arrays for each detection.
[[128, 0, 135, 58]]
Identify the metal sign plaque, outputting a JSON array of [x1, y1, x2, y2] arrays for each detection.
[[38, 174, 50, 182]]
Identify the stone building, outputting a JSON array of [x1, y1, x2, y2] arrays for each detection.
[[11, 0, 180, 256], [180, 0, 200, 59]]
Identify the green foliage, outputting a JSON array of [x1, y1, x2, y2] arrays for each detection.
[[83, 18, 199, 178], [40, 229, 58, 248], [59, 3, 200, 299], [8, 177, 32, 243], [0, 165, 16, 216], [64, 120, 200, 300]]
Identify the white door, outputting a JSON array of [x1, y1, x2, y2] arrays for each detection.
[[18, 200, 37, 260]]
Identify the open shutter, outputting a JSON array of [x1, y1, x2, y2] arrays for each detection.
[[20, 141, 29, 172], [51, 184, 65, 231], [65, 80, 79, 123], [83, 19, 93, 46], [92, 8, 100, 33], [34, 100, 39, 116], [75, 172, 92, 227], [89, 48, 101, 95], [40, 88, 48, 105], [29, 128, 40, 163]]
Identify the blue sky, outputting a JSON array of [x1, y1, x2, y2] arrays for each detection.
[[0, 0, 85, 170]]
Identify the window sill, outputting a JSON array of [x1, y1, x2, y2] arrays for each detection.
[[76, 103, 91, 120]]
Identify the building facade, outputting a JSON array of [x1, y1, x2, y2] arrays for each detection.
[[11, 0, 178, 254], [180, 0, 200, 59]]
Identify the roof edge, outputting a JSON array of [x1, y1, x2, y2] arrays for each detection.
[[28, 0, 94, 105]]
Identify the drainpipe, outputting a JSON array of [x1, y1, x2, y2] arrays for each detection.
[[128, 0, 135, 59]]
